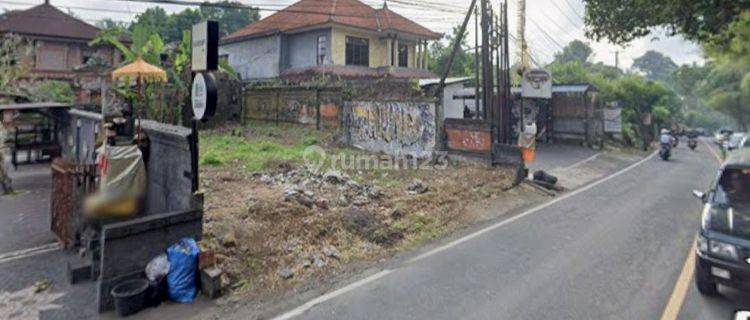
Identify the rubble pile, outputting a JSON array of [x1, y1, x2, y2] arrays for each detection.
[[200, 160, 516, 299]]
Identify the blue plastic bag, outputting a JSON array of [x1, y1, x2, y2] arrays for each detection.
[[166, 238, 199, 303]]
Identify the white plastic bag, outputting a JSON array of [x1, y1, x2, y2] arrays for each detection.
[[145, 254, 170, 282]]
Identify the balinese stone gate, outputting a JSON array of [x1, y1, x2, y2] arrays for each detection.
[[343, 101, 436, 158]]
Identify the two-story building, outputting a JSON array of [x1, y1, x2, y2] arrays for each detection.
[[0, 1, 123, 105], [220, 0, 441, 81]]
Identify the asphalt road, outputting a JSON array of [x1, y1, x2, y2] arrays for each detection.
[[274, 144, 742, 320], [528, 143, 600, 173], [0, 163, 56, 254]]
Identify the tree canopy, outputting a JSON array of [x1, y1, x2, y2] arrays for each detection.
[[427, 25, 476, 79], [552, 40, 593, 64], [631, 50, 678, 84], [128, 1, 259, 43], [582, 0, 750, 45]]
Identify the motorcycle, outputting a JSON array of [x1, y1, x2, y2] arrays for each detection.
[[660, 143, 671, 161], [688, 138, 698, 151]]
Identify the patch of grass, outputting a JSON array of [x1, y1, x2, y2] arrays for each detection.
[[200, 129, 319, 172], [201, 152, 223, 166]]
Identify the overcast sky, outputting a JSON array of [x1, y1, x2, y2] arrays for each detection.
[[2, 0, 705, 69]]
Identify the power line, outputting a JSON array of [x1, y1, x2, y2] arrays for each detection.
[[536, 9, 578, 43], [547, 0, 581, 28], [559, 0, 584, 21], [527, 17, 565, 50]]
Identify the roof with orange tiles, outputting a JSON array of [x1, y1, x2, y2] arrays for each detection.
[[223, 0, 441, 43]]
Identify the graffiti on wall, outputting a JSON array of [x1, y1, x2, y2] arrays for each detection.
[[345, 101, 436, 158]]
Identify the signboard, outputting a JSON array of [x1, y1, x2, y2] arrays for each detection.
[[603, 107, 622, 133], [522, 69, 552, 99], [192, 21, 219, 72], [191, 72, 217, 121]]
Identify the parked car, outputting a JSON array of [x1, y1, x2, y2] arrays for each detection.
[[727, 133, 747, 150], [715, 129, 734, 146], [692, 149, 750, 296]]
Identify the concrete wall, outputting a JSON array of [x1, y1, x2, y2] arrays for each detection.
[[243, 87, 342, 128], [141, 120, 195, 215], [285, 28, 332, 69], [444, 119, 492, 153], [343, 101, 436, 158], [220, 35, 282, 80], [97, 209, 203, 312], [443, 82, 471, 119]]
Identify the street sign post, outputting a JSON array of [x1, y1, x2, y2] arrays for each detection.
[[521, 69, 552, 99], [603, 107, 622, 133], [192, 21, 219, 72], [191, 72, 217, 122], [189, 20, 219, 192]]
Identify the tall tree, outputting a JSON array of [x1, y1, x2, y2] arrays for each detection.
[[130, 7, 170, 40], [166, 9, 203, 43], [631, 50, 678, 83], [553, 40, 593, 64], [582, 0, 750, 45], [701, 60, 750, 130], [0, 34, 32, 95], [427, 25, 475, 78], [200, 1, 260, 36]]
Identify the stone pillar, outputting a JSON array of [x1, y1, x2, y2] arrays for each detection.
[[416, 41, 421, 69], [421, 41, 428, 70], [393, 38, 400, 67], [386, 37, 393, 66]]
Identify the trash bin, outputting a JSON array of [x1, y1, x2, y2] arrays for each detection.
[[111, 279, 149, 317]]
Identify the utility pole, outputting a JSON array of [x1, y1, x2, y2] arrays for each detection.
[[516, 0, 530, 73], [475, 6, 480, 118], [481, 0, 493, 121], [614, 50, 620, 70]]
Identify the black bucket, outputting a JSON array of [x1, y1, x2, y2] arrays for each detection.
[[111, 279, 150, 317], [145, 277, 167, 308]]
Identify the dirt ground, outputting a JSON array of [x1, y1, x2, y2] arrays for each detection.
[[198, 122, 525, 301]]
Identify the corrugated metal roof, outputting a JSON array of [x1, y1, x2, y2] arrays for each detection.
[[510, 84, 596, 94], [0, 102, 71, 111], [419, 77, 472, 87]]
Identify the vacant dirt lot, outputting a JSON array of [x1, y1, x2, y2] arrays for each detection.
[[198, 121, 526, 299]]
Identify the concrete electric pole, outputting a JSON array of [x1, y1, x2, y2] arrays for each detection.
[[516, 0, 530, 73]]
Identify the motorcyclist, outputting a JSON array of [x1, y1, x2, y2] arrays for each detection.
[[660, 129, 675, 150]]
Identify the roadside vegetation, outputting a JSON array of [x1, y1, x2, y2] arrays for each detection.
[[429, 7, 750, 145]]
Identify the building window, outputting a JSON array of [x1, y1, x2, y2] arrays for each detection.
[[82, 48, 95, 65], [317, 36, 327, 65], [398, 44, 408, 68], [345, 36, 369, 67], [36, 45, 67, 71]]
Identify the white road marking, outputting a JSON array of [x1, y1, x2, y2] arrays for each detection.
[[273, 270, 393, 320], [0, 243, 61, 265], [561, 152, 601, 170], [702, 139, 723, 163], [272, 150, 658, 320]]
